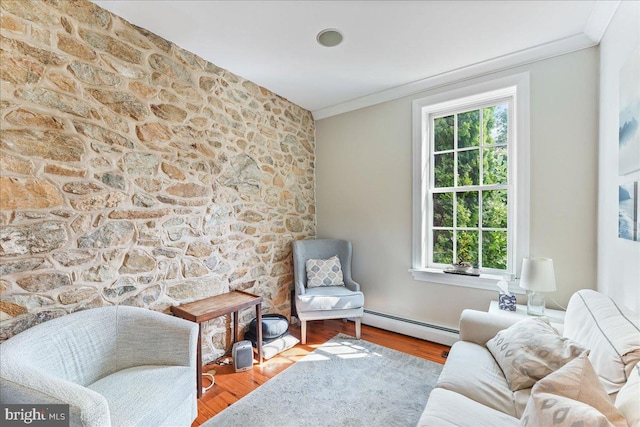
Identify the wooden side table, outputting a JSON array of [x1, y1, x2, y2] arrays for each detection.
[[171, 290, 263, 398]]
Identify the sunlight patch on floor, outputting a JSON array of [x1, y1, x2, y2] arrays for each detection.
[[336, 352, 369, 359], [298, 353, 331, 362], [294, 340, 383, 361]]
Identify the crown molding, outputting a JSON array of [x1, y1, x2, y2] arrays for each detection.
[[313, 0, 620, 121], [584, 0, 621, 43]]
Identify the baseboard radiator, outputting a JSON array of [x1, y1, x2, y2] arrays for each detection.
[[362, 309, 459, 346]]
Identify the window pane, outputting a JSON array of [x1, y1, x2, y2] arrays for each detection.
[[433, 230, 453, 264], [482, 146, 508, 185], [457, 149, 479, 186], [434, 115, 454, 152], [482, 190, 508, 228], [482, 231, 507, 269], [433, 193, 453, 227], [456, 191, 478, 227], [456, 230, 478, 266], [458, 110, 480, 148], [434, 152, 454, 188], [483, 104, 508, 146]]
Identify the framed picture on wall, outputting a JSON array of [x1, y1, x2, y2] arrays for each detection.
[[619, 46, 640, 176], [618, 45, 640, 243], [619, 181, 638, 241]]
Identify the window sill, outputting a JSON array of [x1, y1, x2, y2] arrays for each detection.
[[409, 268, 525, 294]]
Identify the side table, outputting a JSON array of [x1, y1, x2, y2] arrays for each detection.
[[171, 290, 263, 398], [488, 300, 565, 329]]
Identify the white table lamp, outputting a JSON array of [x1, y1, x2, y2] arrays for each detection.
[[519, 257, 556, 316]]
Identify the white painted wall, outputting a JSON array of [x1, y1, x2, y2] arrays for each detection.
[[598, 1, 640, 313], [316, 48, 599, 333]]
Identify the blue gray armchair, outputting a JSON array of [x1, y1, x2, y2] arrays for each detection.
[[292, 239, 365, 344]]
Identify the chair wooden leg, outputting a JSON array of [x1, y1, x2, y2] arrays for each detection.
[[355, 318, 361, 339], [301, 320, 307, 345]]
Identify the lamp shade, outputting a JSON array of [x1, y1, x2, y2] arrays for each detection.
[[519, 257, 556, 292]]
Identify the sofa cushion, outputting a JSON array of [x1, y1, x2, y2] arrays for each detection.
[[520, 353, 627, 427], [436, 341, 519, 417], [296, 286, 364, 312], [306, 255, 344, 288], [418, 388, 519, 427], [158, 392, 196, 427], [564, 289, 640, 395], [615, 363, 640, 427], [88, 365, 193, 427], [487, 317, 586, 391], [513, 388, 533, 419]]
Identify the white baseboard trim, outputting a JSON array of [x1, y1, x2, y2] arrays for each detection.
[[362, 310, 459, 346]]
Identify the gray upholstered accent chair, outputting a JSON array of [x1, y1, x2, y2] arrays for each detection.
[[0, 306, 198, 427], [292, 239, 365, 344]]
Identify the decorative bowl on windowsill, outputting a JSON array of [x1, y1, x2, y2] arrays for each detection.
[[450, 261, 472, 273]]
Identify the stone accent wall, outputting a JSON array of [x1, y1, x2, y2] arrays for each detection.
[[0, 0, 315, 362]]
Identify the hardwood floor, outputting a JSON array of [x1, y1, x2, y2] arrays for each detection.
[[192, 319, 450, 426]]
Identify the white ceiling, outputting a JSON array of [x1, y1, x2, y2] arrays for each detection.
[[94, 1, 619, 118]]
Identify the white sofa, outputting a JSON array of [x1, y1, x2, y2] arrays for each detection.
[[0, 306, 199, 427], [419, 290, 640, 426]]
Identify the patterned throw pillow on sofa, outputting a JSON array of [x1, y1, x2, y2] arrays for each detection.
[[305, 255, 344, 288], [486, 317, 586, 391], [520, 353, 627, 427]]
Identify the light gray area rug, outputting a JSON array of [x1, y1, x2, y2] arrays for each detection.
[[203, 333, 443, 427]]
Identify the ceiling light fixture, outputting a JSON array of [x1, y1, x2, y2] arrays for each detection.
[[316, 29, 343, 47]]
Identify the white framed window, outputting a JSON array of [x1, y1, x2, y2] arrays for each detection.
[[410, 73, 530, 292]]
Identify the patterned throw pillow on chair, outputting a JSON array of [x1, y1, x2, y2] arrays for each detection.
[[306, 255, 344, 288]]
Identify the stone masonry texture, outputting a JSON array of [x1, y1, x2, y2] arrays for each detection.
[[0, 0, 315, 362]]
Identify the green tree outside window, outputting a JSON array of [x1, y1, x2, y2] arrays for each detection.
[[431, 103, 509, 270]]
